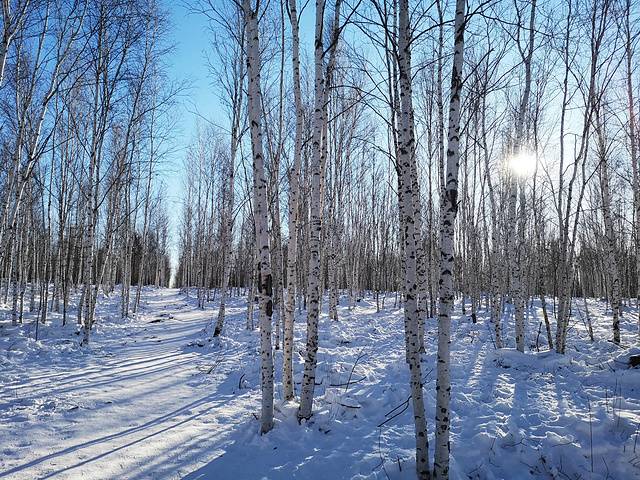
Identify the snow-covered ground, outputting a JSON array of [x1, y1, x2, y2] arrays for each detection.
[[1, 287, 639, 480]]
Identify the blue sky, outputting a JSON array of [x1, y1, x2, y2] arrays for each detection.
[[168, 2, 222, 138], [163, 1, 221, 266], [166, 0, 316, 136]]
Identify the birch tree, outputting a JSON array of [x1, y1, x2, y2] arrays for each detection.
[[623, 0, 640, 342], [81, 0, 142, 344], [129, 0, 174, 314], [242, 0, 274, 435], [507, 0, 536, 353], [298, 0, 343, 422], [594, 97, 622, 344], [435, 0, 466, 476], [202, 3, 245, 337], [283, 0, 303, 401], [396, 0, 430, 477], [554, 0, 613, 354]]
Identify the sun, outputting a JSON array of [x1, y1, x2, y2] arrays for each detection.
[[508, 151, 538, 177]]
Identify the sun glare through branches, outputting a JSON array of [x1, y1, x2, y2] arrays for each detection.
[[508, 151, 538, 177]]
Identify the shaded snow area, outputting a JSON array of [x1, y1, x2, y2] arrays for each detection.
[[1, 287, 639, 480]]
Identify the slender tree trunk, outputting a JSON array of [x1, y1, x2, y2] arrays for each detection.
[[247, 249, 256, 331], [299, 0, 342, 422], [298, 0, 327, 422], [134, 129, 157, 315], [595, 107, 621, 344], [411, 158, 427, 352], [214, 18, 245, 337], [434, 0, 445, 321], [507, 171, 526, 352], [555, 0, 603, 353], [82, 137, 99, 345], [508, 0, 536, 353], [11, 234, 20, 325], [624, 0, 640, 343], [397, 0, 430, 477], [584, 296, 594, 341], [243, 0, 274, 435], [283, 0, 303, 401], [272, 2, 287, 349], [435, 0, 466, 477]]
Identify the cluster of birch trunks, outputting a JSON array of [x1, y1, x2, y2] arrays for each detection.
[[1, 1, 175, 345]]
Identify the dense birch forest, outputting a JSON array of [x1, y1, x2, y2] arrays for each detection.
[[0, 0, 176, 338], [2, 0, 640, 478]]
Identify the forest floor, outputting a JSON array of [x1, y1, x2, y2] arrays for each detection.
[[0, 286, 639, 480]]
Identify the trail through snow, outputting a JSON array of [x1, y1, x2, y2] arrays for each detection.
[[1, 287, 639, 479]]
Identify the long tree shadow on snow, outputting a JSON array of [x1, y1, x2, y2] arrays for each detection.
[[1, 394, 224, 479]]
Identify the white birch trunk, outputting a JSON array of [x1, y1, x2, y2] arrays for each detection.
[[82, 152, 97, 345], [247, 258, 256, 330], [213, 148, 236, 336], [11, 235, 20, 325], [299, 0, 341, 421], [435, 0, 466, 476], [242, 0, 274, 435], [584, 296, 594, 341], [555, 0, 602, 354], [507, 178, 526, 352], [283, 0, 303, 400], [135, 105, 159, 315], [298, 0, 327, 422], [398, 0, 430, 477], [270, 177, 284, 349], [411, 158, 427, 352], [328, 207, 339, 321], [272, 3, 287, 349], [214, 19, 244, 337], [434, 0, 445, 321], [553, 6, 575, 354], [82, 47, 103, 344], [624, 0, 640, 343], [595, 107, 621, 344], [479, 93, 502, 347], [509, 0, 536, 353]]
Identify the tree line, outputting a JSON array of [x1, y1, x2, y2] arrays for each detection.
[[179, 0, 640, 356], [0, 0, 176, 341]]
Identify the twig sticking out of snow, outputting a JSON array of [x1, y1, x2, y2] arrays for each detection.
[[588, 396, 594, 473], [345, 349, 369, 393], [376, 427, 391, 480], [377, 395, 411, 428]]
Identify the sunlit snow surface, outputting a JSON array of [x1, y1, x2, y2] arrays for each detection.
[[1, 287, 639, 479]]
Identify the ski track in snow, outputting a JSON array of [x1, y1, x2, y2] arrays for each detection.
[[0, 287, 639, 479]]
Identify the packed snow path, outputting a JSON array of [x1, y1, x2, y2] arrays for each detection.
[[1, 288, 243, 479], [1, 287, 640, 479]]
